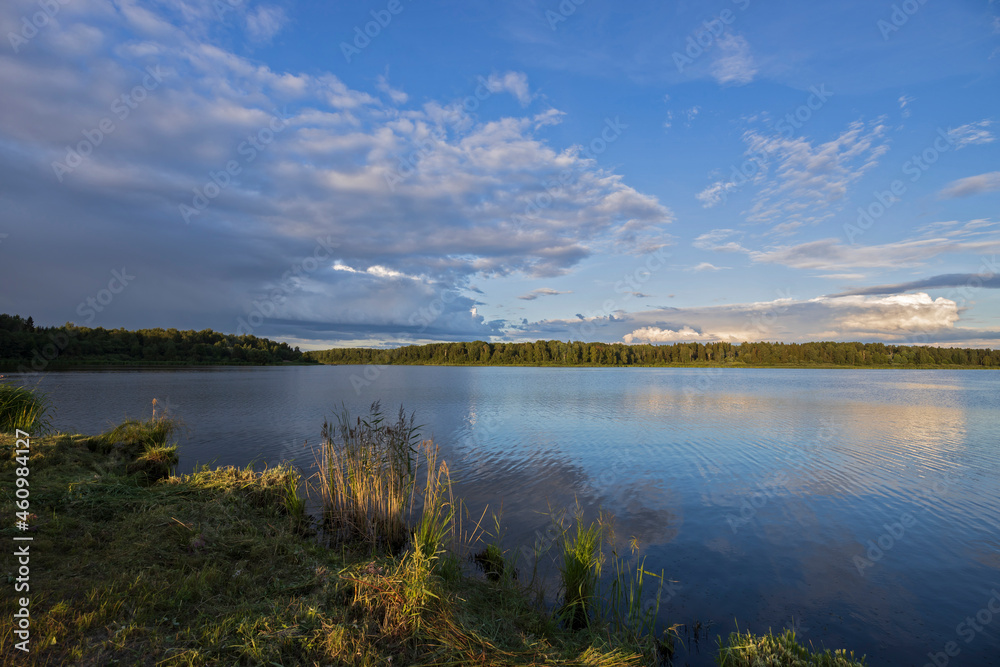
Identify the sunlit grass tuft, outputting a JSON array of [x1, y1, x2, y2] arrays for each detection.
[[126, 443, 179, 484], [93, 405, 181, 457], [0, 378, 50, 434], [717, 626, 868, 666], [558, 511, 605, 631]]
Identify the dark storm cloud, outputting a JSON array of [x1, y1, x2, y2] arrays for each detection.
[[833, 273, 1000, 297]]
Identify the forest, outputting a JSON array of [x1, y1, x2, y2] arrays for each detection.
[[306, 339, 1000, 368], [4, 311, 997, 370], [0, 314, 312, 370]]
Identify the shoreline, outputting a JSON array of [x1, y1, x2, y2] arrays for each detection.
[[4, 360, 998, 372], [309, 360, 1000, 370], [0, 360, 319, 372], [0, 416, 869, 666]]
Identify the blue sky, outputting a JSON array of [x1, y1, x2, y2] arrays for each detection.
[[1, 0, 999, 348]]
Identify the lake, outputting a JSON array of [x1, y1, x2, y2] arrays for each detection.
[[13, 366, 1000, 665]]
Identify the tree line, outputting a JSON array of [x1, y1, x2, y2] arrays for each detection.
[[4, 312, 995, 370], [306, 339, 1000, 368], [0, 314, 313, 371]]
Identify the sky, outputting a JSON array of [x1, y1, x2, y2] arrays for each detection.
[[1, 0, 999, 349]]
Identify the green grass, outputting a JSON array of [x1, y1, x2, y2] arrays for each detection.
[[126, 443, 180, 485], [411, 441, 456, 564], [473, 543, 508, 581], [558, 513, 605, 631], [603, 538, 668, 649], [89, 400, 182, 458], [0, 379, 50, 434], [0, 424, 657, 666], [716, 627, 868, 666]]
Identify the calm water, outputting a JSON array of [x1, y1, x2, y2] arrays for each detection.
[[13, 366, 1000, 666]]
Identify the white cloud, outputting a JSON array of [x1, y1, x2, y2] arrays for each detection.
[[367, 265, 416, 280], [245, 5, 288, 44], [898, 94, 914, 118], [693, 262, 727, 271], [947, 120, 995, 149], [376, 73, 409, 105], [333, 262, 359, 273], [939, 172, 1000, 199], [696, 180, 737, 207], [697, 119, 890, 228], [769, 221, 803, 236], [511, 274, 1000, 346], [819, 293, 959, 332], [483, 71, 533, 107], [710, 35, 757, 85], [743, 119, 890, 224], [816, 273, 867, 281], [518, 287, 572, 300], [332, 262, 419, 280], [618, 292, 962, 346], [49, 23, 104, 56], [624, 326, 746, 343], [745, 222, 1000, 271], [693, 229, 745, 252]]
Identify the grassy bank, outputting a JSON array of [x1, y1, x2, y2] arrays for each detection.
[[0, 403, 868, 666]]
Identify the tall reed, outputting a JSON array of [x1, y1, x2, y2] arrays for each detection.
[[315, 402, 460, 568], [315, 402, 421, 550], [411, 441, 455, 560]]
